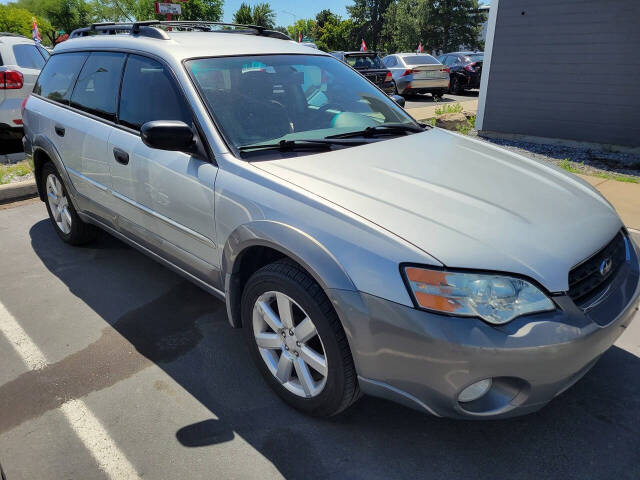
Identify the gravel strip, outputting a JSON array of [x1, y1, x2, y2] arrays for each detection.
[[466, 130, 640, 180]]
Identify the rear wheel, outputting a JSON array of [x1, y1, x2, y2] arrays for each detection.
[[242, 260, 360, 417], [42, 162, 97, 245], [450, 76, 463, 95]]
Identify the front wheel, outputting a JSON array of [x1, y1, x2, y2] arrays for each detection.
[[242, 260, 360, 417], [450, 76, 463, 95]]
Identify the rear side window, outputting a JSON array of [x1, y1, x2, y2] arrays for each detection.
[[70, 52, 126, 122], [34, 52, 88, 104], [12, 44, 46, 69], [118, 55, 191, 131]]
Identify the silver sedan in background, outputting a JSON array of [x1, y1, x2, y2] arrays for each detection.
[[382, 53, 450, 98]]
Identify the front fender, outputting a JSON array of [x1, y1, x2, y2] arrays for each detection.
[[222, 220, 356, 327]]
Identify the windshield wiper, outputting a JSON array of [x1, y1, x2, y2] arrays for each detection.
[[238, 138, 366, 152], [325, 123, 425, 139]]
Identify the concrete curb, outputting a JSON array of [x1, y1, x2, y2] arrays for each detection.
[[0, 179, 37, 204]]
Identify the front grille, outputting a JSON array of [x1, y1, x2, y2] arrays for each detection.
[[568, 231, 627, 305]]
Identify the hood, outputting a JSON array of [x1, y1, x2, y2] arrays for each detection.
[[254, 129, 622, 292]]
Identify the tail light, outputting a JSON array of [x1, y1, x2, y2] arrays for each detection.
[[0, 70, 24, 89], [464, 63, 477, 72], [401, 69, 415, 77], [385, 71, 392, 82], [440, 67, 450, 74]]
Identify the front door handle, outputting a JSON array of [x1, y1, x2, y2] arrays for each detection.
[[113, 147, 129, 165], [54, 126, 65, 137]]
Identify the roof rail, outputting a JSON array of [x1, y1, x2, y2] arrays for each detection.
[[69, 21, 291, 41]]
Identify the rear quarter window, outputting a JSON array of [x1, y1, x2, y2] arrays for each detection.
[[34, 52, 88, 104], [12, 44, 46, 69]]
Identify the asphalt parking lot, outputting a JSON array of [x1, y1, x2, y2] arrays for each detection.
[[403, 90, 478, 110], [1, 199, 639, 480]]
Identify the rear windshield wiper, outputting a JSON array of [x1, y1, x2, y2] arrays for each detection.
[[325, 123, 425, 139], [238, 138, 367, 152]]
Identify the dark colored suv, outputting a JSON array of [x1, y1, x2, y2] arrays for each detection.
[[437, 51, 483, 94], [330, 51, 395, 94]]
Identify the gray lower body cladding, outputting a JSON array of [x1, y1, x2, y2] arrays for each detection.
[[330, 242, 640, 419]]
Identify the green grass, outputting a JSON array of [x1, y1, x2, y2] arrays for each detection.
[[435, 103, 463, 115], [558, 158, 638, 183], [456, 114, 476, 135], [0, 160, 33, 185]]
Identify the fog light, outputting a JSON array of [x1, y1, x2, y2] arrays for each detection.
[[458, 378, 492, 403]]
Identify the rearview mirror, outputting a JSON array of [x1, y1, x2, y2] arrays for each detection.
[[390, 94, 405, 108], [141, 121, 195, 152]]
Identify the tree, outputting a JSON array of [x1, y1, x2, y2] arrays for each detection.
[[286, 18, 315, 42], [232, 2, 275, 29], [232, 2, 253, 25], [381, 0, 485, 54], [425, 0, 484, 52], [0, 5, 53, 43], [251, 3, 275, 29], [346, 0, 393, 51]]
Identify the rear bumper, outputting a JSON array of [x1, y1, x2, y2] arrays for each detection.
[[330, 235, 640, 419], [399, 77, 449, 94]]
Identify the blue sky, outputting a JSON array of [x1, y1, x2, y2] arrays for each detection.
[[1, 0, 489, 27], [222, 1, 349, 26]]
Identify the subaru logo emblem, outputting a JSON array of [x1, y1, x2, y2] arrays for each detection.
[[600, 257, 613, 276]]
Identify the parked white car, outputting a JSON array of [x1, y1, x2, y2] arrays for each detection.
[[0, 33, 49, 143]]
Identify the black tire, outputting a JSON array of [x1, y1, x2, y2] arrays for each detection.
[[41, 162, 97, 245], [242, 260, 361, 417], [450, 76, 463, 95], [432, 90, 443, 100]]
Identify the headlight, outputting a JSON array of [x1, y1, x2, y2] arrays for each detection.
[[403, 266, 555, 325]]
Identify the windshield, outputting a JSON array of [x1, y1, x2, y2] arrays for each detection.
[[402, 54, 439, 65], [344, 54, 384, 69], [186, 54, 417, 156]]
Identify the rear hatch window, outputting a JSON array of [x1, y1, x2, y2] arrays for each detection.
[[12, 44, 46, 69], [402, 55, 439, 65]]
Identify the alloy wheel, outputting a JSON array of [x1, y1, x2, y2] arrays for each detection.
[[46, 173, 72, 235], [252, 291, 328, 398]]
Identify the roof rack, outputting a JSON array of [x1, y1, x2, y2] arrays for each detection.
[[69, 21, 291, 41]]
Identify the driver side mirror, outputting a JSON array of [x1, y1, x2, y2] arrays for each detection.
[[390, 94, 405, 108], [141, 120, 196, 152]]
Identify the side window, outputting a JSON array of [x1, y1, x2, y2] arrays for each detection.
[[70, 52, 126, 122], [388, 56, 397, 67], [118, 55, 191, 131], [33, 52, 88, 104]]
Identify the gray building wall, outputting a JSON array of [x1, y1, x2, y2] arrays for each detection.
[[479, 0, 640, 148]]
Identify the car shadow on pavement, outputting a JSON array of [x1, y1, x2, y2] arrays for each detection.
[[29, 220, 640, 480]]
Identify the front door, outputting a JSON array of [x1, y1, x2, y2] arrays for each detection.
[[108, 54, 219, 283]]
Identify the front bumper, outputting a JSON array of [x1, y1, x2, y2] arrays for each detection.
[[330, 235, 640, 419]]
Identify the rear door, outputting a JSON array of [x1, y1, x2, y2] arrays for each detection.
[[67, 51, 126, 205], [108, 54, 219, 278], [31, 52, 89, 174]]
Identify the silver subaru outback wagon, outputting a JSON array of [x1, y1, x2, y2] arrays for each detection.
[[22, 22, 639, 419]]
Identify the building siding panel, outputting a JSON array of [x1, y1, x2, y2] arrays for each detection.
[[481, 0, 640, 147]]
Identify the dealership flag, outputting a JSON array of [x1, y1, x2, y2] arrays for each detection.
[[32, 18, 42, 43], [417, 42, 423, 53], [298, 32, 302, 42], [360, 38, 367, 52]]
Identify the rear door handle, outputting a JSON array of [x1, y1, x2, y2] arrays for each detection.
[[54, 126, 65, 137], [113, 147, 129, 165]]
